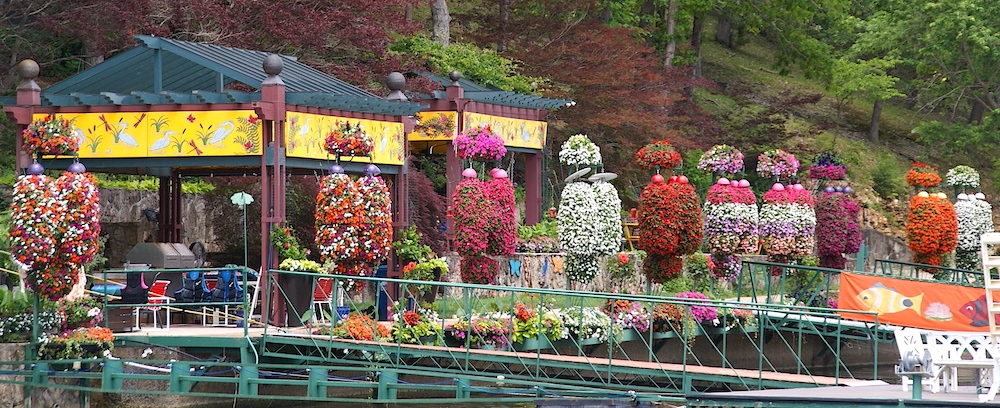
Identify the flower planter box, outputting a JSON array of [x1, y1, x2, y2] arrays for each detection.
[[514, 335, 556, 351]]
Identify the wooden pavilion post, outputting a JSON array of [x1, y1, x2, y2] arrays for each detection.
[[6, 60, 42, 175], [525, 152, 542, 225], [254, 55, 288, 326]]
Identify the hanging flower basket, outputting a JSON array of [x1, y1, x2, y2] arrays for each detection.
[[758, 185, 816, 258], [452, 178, 490, 257], [815, 191, 861, 269], [54, 172, 101, 267], [906, 192, 958, 268], [558, 134, 603, 167], [698, 145, 744, 175], [807, 152, 847, 180], [592, 182, 623, 256], [315, 174, 364, 262], [324, 122, 373, 157], [460, 255, 499, 284], [455, 125, 506, 161], [637, 182, 703, 257], [557, 180, 601, 283], [905, 162, 941, 188], [9, 174, 60, 272], [634, 140, 682, 169], [703, 181, 758, 254], [756, 149, 800, 179], [945, 165, 980, 190], [22, 115, 79, 157], [356, 175, 393, 263]]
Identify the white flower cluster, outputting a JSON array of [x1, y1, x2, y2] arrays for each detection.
[[558, 182, 600, 254], [592, 182, 623, 256], [557, 181, 601, 282], [558, 307, 620, 341], [758, 203, 816, 256], [703, 202, 759, 254], [558, 134, 602, 167], [955, 195, 994, 252], [945, 165, 980, 189]]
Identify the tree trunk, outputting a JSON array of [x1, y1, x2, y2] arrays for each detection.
[[638, 0, 656, 28], [430, 0, 451, 47], [663, 0, 677, 68], [499, 0, 511, 52], [869, 99, 883, 143], [969, 100, 986, 124], [715, 14, 732, 48], [691, 14, 704, 77]]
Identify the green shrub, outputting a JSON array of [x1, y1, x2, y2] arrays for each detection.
[[871, 158, 906, 200]]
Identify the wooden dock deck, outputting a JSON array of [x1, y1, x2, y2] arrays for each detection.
[[688, 383, 1000, 407]]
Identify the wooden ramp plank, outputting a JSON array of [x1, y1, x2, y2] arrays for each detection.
[[271, 333, 862, 386]]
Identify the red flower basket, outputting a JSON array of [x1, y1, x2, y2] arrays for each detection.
[[637, 182, 703, 257], [634, 141, 682, 169]]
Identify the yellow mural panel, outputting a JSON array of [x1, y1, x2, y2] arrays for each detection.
[[408, 111, 457, 142], [38, 111, 262, 159], [285, 112, 405, 166], [464, 112, 546, 150]]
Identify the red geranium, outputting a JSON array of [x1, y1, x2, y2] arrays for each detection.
[[638, 182, 703, 257], [643, 254, 684, 283], [634, 141, 683, 169]]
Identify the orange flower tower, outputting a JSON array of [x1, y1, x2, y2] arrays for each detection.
[[905, 162, 957, 271]]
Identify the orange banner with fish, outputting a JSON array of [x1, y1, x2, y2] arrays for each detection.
[[838, 271, 994, 331]]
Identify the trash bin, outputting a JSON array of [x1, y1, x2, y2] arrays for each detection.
[[376, 265, 388, 321]]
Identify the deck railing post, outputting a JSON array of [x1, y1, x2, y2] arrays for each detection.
[[309, 367, 328, 398], [170, 362, 191, 392]]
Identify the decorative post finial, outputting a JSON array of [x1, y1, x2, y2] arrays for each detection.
[[446, 71, 463, 99], [16, 59, 40, 92], [262, 54, 284, 86], [385, 72, 407, 101]]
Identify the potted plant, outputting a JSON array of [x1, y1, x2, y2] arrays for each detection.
[[604, 298, 651, 333], [392, 226, 433, 265], [0, 287, 61, 342], [314, 313, 390, 341], [402, 257, 448, 302], [559, 306, 619, 343], [390, 307, 443, 345], [447, 314, 514, 350], [511, 302, 567, 351], [38, 327, 114, 362], [60, 296, 104, 330]]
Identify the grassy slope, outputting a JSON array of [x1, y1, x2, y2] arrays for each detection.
[[692, 33, 961, 238]]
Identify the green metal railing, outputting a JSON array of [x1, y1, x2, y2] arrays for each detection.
[[734, 260, 843, 307], [0, 267, 883, 404], [872, 259, 982, 287], [258, 270, 880, 395]]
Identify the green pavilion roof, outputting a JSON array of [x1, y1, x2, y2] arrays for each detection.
[[20, 36, 426, 116], [422, 73, 574, 110]]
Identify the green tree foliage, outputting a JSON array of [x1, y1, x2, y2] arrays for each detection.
[[714, 0, 850, 78], [389, 35, 538, 93]]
